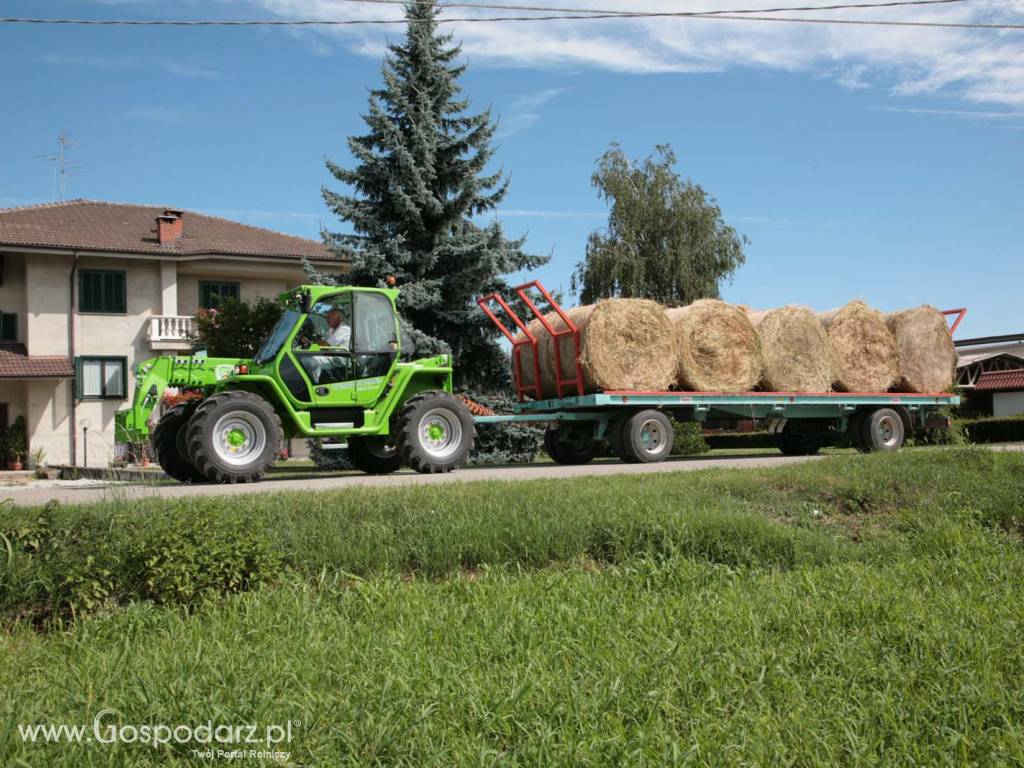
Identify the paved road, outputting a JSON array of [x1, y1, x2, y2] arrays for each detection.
[[0, 453, 827, 507]]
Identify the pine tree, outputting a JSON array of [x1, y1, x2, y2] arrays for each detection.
[[321, 0, 546, 390]]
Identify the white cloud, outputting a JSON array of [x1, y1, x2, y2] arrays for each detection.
[[872, 106, 1024, 121], [125, 106, 191, 123], [247, 0, 1024, 107], [497, 87, 566, 137]]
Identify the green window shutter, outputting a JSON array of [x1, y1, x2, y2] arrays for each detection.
[[1, 313, 16, 342], [78, 270, 127, 313], [200, 282, 240, 309]]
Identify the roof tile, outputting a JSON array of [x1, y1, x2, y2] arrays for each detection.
[[0, 344, 73, 378], [0, 200, 339, 261], [975, 369, 1024, 392]]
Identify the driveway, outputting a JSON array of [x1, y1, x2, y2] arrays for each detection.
[[0, 453, 825, 507]]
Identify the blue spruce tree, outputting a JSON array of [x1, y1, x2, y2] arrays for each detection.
[[320, 0, 547, 390]]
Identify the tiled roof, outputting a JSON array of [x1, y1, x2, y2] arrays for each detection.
[[975, 369, 1024, 392], [0, 199, 340, 260], [0, 344, 73, 378]]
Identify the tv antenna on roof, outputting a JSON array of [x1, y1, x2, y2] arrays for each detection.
[[33, 133, 86, 201]]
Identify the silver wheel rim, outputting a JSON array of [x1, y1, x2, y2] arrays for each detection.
[[874, 414, 900, 448], [212, 411, 267, 466], [418, 408, 463, 461], [638, 418, 667, 456]]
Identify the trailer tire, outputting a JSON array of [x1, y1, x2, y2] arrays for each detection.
[[152, 402, 206, 483], [396, 391, 475, 474], [620, 410, 674, 463], [347, 435, 402, 475], [607, 415, 633, 462], [776, 422, 823, 456], [544, 424, 596, 465], [860, 407, 905, 452], [185, 391, 282, 483]]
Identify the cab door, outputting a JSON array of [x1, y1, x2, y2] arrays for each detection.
[[291, 292, 357, 411], [351, 291, 399, 407]]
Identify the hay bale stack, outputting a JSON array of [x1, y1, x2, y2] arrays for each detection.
[[665, 300, 762, 392], [885, 305, 956, 393], [514, 299, 676, 397], [818, 300, 899, 392], [514, 318, 546, 396], [746, 306, 832, 392]]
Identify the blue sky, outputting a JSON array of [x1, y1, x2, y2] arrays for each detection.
[[1, 0, 1021, 337]]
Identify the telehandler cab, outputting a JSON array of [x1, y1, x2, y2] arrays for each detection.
[[115, 285, 475, 483]]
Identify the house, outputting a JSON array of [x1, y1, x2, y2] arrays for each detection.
[[0, 199, 344, 467], [955, 332, 1024, 417]]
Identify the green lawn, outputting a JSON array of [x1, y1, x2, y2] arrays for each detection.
[[2, 448, 1023, 766]]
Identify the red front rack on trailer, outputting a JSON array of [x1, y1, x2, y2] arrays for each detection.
[[476, 280, 584, 401]]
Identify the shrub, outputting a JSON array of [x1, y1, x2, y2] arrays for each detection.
[[463, 391, 544, 466], [192, 296, 284, 358], [704, 431, 777, 450], [308, 439, 354, 471], [958, 414, 1024, 444], [670, 419, 708, 455]]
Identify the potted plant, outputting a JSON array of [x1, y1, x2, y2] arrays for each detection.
[[6, 416, 26, 471], [30, 446, 48, 479]]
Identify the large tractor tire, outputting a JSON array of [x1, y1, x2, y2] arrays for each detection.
[[347, 435, 402, 475], [151, 402, 206, 483], [395, 391, 475, 474], [544, 423, 597, 465], [184, 391, 283, 483]]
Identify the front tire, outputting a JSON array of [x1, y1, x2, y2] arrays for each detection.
[[620, 410, 674, 463], [347, 435, 402, 475], [860, 407, 905, 452], [544, 424, 596, 465], [396, 391, 475, 474], [185, 391, 282, 483], [777, 422, 823, 456], [151, 402, 205, 483]]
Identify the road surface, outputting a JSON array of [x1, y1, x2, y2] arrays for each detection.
[[0, 453, 826, 507]]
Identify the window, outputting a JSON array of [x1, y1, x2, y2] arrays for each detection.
[[79, 270, 126, 314], [76, 357, 127, 400], [0, 312, 15, 342], [199, 281, 240, 309], [353, 292, 398, 379], [293, 293, 353, 385]]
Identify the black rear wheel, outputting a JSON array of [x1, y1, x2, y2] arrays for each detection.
[[185, 391, 283, 483], [347, 435, 402, 475], [151, 402, 206, 483], [544, 424, 596, 465], [777, 422, 823, 456]]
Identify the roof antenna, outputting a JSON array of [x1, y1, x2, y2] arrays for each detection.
[[33, 133, 85, 201]]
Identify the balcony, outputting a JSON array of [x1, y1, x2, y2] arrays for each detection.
[[148, 315, 196, 351]]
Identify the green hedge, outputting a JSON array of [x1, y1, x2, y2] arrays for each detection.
[[957, 414, 1024, 444]]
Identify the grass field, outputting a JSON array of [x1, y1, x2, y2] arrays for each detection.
[[2, 448, 1024, 766]]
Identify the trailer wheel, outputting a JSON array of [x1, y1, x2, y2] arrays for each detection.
[[847, 411, 868, 452], [185, 391, 282, 483], [776, 422, 823, 456], [620, 410, 674, 463], [607, 415, 632, 462], [544, 424, 596, 465], [396, 391, 475, 473], [860, 407, 905, 452], [347, 435, 402, 475], [151, 402, 206, 483]]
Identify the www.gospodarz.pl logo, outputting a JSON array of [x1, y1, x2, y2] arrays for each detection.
[[18, 709, 299, 760]]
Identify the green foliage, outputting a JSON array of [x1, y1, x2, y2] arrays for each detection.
[[670, 418, 709, 455], [957, 414, 1024, 444], [572, 143, 747, 305], [319, 0, 547, 389], [0, 503, 281, 623], [191, 296, 284, 358], [307, 439, 355, 471], [705, 430, 778, 450], [1, 414, 27, 463], [5, 450, 1024, 766], [463, 391, 544, 465]]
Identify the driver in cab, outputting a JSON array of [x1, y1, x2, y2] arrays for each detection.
[[321, 308, 350, 348]]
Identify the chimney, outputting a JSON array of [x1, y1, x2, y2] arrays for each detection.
[[156, 210, 184, 246]]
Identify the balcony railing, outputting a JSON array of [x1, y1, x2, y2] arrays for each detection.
[[148, 315, 196, 349]]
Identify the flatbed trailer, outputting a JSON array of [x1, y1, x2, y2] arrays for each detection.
[[476, 283, 960, 464]]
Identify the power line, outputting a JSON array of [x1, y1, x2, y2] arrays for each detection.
[[2, 0, 1021, 30]]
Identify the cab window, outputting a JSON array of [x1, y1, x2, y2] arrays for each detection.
[[293, 294, 353, 385], [353, 292, 398, 379]]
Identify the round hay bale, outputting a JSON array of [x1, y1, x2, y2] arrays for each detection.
[[518, 299, 676, 397], [818, 300, 899, 392], [885, 305, 956, 393], [513, 317, 546, 397], [746, 306, 832, 392], [665, 300, 762, 392]]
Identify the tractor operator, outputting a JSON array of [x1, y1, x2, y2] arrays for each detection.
[[322, 308, 351, 348]]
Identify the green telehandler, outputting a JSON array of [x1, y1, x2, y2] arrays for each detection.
[[115, 284, 475, 483]]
